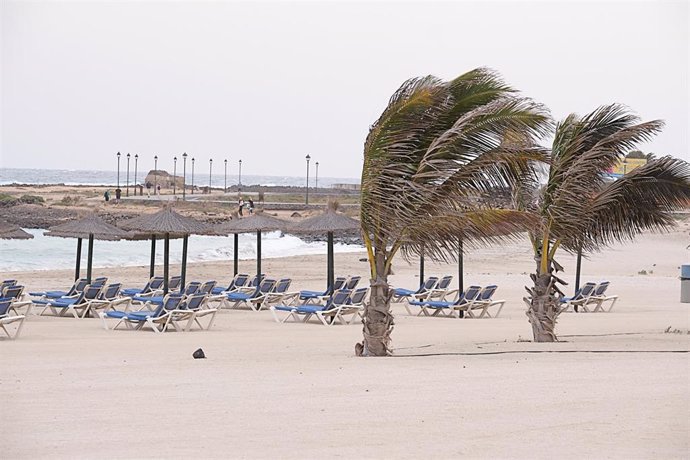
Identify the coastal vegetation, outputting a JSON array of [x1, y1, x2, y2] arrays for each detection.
[[520, 104, 690, 342], [358, 69, 690, 354], [357, 68, 550, 356]]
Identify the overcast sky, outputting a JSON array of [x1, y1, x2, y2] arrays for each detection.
[[1, 0, 687, 179]]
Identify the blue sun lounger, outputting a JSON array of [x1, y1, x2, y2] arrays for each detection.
[[406, 285, 482, 318], [121, 276, 164, 297], [34, 285, 104, 319], [271, 289, 353, 324], [223, 278, 277, 311], [299, 276, 348, 304], [392, 276, 439, 303], [101, 293, 184, 331]]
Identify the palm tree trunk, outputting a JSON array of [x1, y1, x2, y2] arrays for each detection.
[[526, 252, 561, 342], [357, 249, 394, 356]]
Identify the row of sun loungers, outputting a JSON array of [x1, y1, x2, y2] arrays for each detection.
[[559, 281, 619, 313]]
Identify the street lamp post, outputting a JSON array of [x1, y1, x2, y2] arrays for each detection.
[[224, 159, 227, 193], [315, 161, 319, 191], [126, 153, 130, 196], [116, 152, 121, 188], [238, 159, 242, 187], [173, 156, 177, 195], [191, 157, 195, 194], [305, 154, 311, 205], [154, 155, 158, 194], [209, 158, 213, 193], [182, 153, 187, 200], [134, 154, 138, 195]]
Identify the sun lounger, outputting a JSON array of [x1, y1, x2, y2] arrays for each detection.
[[30, 278, 89, 299], [168, 276, 182, 291], [299, 276, 348, 304], [34, 285, 104, 318], [1, 284, 33, 315], [344, 275, 362, 290], [413, 275, 454, 302], [585, 281, 619, 312], [1, 280, 17, 292], [131, 281, 201, 308], [84, 283, 131, 318], [223, 278, 277, 310], [111, 294, 185, 332], [271, 289, 353, 324], [392, 276, 439, 303], [461, 285, 505, 318], [121, 276, 164, 297], [560, 282, 597, 313], [316, 287, 369, 326], [210, 273, 251, 295], [406, 285, 482, 318], [169, 293, 219, 332], [249, 278, 299, 311], [0, 299, 27, 339]]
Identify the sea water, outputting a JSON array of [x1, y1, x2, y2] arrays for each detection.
[[0, 229, 364, 272], [0, 168, 359, 188]]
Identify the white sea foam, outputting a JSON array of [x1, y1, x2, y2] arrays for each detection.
[[0, 229, 364, 272]]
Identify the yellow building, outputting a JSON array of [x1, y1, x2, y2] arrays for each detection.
[[610, 158, 647, 176]]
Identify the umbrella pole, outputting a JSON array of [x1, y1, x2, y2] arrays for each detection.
[[575, 245, 582, 292], [327, 231, 334, 290], [256, 230, 262, 281], [419, 252, 425, 288], [75, 238, 82, 281], [181, 235, 188, 293], [164, 232, 170, 295], [86, 234, 94, 284], [458, 237, 464, 293], [150, 235, 156, 278], [233, 233, 239, 276]]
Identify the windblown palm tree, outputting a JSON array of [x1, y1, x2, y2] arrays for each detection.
[[520, 104, 690, 342], [357, 68, 551, 356]]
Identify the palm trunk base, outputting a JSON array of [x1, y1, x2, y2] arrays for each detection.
[[357, 278, 394, 356], [526, 273, 560, 342]]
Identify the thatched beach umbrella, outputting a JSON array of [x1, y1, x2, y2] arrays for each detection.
[[213, 212, 287, 281], [45, 214, 129, 283], [287, 204, 360, 290], [119, 207, 209, 294], [0, 221, 34, 240]]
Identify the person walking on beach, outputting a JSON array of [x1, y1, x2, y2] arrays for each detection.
[[156, 184, 161, 196], [104, 190, 110, 202], [146, 182, 152, 198], [248, 198, 254, 215], [238, 197, 244, 217]]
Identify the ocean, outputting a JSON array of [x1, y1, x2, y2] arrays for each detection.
[[0, 168, 360, 188], [0, 229, 364, 272]]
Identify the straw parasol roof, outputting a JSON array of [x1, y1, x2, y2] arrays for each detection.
[[287, 209, 360, 234], [45, 213, 130, 240], [0, 221, 33, 240], [118, 206, 210, 235], [213, 211, 287, 235]]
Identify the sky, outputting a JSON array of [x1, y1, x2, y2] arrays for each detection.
[[1, 0, 688, 179]]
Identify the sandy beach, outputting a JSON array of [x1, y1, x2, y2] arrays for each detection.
[[3, 225, 689, 459]]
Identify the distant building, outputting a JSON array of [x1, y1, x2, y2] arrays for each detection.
[[608, 158, 647, 177]]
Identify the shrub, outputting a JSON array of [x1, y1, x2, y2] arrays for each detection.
[[19, 194, 45, 205]]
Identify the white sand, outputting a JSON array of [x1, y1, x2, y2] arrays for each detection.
[[3, 227, 690, 459]]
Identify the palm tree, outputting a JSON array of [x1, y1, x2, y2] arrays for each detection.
[[520, 104, 690, 342], [357, 68, 551, 356]]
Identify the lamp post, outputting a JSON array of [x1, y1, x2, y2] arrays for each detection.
[[224, 159, 227, 193], [173, 156, 177, 195], [191, 157, 195, 194], [238, 159, 242, 187], [182, 153, 187, 200], [305, 154, 311, 205], [315, 161, 319, 191], [154, 155, 158, 194], [126, 153, 130, 196], [116, 152, 121, 188], [134, 154, 138, 195], [209, 158, 213, 193]]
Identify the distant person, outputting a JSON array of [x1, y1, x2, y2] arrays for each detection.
[[238, 197, 244, 217], [115, 188, 122, 202], [248, 198, 254, 215], [146, 182, 152, 198], [156, 184, 161, 195], [104, 190, 110, 202]]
